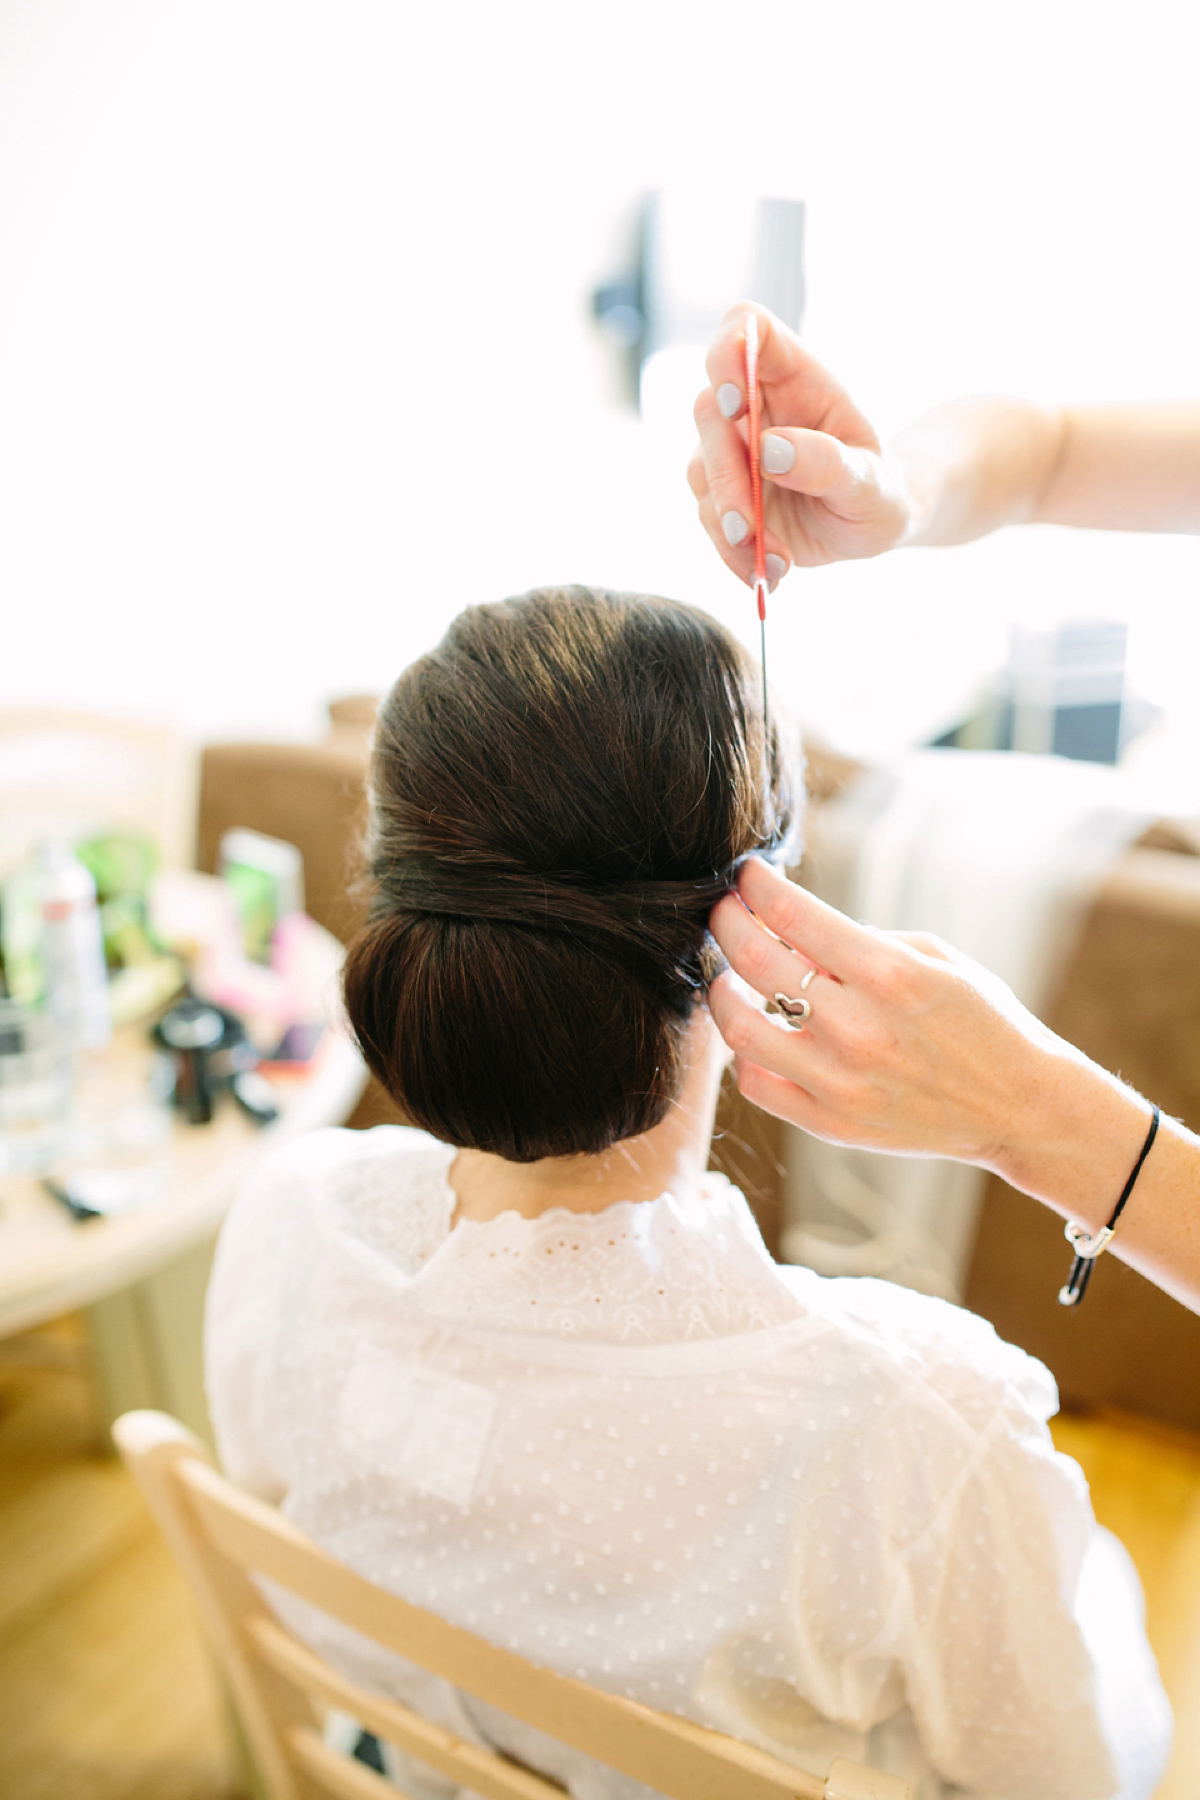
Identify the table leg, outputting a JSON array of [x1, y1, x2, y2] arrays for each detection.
[[84, 1235, 218, 1451]]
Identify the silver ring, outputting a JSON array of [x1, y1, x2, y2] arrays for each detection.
[[799, 966, 817, 991], [774, 992, 812, 1027]]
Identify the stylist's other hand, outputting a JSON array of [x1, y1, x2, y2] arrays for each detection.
[[688, 303, 915, 587], [709, 858, 1068, 1168]]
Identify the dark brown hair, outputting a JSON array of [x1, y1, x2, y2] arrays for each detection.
[[342, 586, 797, 1161]]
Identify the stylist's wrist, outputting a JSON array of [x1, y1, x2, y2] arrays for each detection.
[[889, 419, 962, 549], [893, 461, 939, 549], [890, 396, 1069, 550], [990, 1040, 1153, 1229]]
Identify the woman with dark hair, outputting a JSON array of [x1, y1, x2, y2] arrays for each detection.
[[206, 588, 1169, 1800]]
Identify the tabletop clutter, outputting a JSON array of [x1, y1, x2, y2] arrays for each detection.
[[0, 826, 342, 1215]]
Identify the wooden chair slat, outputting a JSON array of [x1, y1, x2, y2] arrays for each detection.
[[115, 1413, 311, 1800], [287, 1726, 407, 1800], [251, 1615, 570, 1800]]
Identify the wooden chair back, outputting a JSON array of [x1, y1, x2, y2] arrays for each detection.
[[113, 1410, 911, 1800]]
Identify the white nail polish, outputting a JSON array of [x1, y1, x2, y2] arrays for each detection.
[[722, 510, 748, 547], [766, 554, 787, 583], [717, 383, 742, 419], [762, 434, 795, 475]]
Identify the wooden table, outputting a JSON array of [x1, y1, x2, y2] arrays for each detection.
[[0, 1024, 367, 1443]]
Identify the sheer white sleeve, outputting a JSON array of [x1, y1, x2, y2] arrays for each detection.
[[787, 1370, 1169, 1800], [204, 1136, 304, 1501]]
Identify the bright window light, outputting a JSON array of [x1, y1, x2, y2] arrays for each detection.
[[0, 1, 1196, 791]]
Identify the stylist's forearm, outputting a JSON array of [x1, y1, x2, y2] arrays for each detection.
[[894, 395, 1200, 546], [894, 396, 1068, 548], [1035, 400, 1200, 534], [990, 1043, 1200, 1314]]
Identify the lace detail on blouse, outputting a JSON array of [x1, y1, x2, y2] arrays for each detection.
[[409, 1175, 803, 1344]]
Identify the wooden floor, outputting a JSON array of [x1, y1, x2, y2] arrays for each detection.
[[1053, 1408, 1200, 1799], [1, 1329, 1198, 1800], [0, 1327, 233, 1800]]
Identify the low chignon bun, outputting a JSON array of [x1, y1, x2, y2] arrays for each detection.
[[342, 586, 798, 1162]]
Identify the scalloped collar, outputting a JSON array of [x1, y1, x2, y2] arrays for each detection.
[[404, 1165, 803, 1344]]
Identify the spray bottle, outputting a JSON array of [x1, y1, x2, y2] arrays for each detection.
[[31, 841, 112, 1053]]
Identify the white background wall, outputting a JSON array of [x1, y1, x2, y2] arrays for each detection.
[[2, 0, 1199, 778]]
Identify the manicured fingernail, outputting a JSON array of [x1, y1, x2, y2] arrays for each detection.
[[722, 510, 748, 546], [766, 554, 787, 584], [717, 383, 742, 419], [762, 433, 795, 474]]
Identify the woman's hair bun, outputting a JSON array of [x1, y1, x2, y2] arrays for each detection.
[[342, 586, 798, 1162]]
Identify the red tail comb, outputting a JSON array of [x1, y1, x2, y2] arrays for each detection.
[[744, 313, 768, 625]]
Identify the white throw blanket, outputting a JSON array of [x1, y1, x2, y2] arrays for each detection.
[[784, 749, 1152, 1297]]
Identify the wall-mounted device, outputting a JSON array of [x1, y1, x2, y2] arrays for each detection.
[[592, 190, 806, 409]]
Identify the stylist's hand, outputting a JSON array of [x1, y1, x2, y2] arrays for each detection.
[[713, 860, 1199, 1315], [688, 303, 916, 588], [709, 858, 1069, 1168]]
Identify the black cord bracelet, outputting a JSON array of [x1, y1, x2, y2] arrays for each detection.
[[1058, 1105, 1161, 1307]]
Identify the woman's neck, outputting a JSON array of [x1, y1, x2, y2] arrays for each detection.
[[449, 1010, 728, 1225]]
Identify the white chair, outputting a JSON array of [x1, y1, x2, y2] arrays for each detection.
[[0, 705, 198, 879], [114, 1410, 912, 1800]]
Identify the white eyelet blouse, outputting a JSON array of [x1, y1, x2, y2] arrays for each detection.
[[204, 1126, 1171, 1800]]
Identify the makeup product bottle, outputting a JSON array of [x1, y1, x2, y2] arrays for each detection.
[[34, 841, 112, 1053]]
